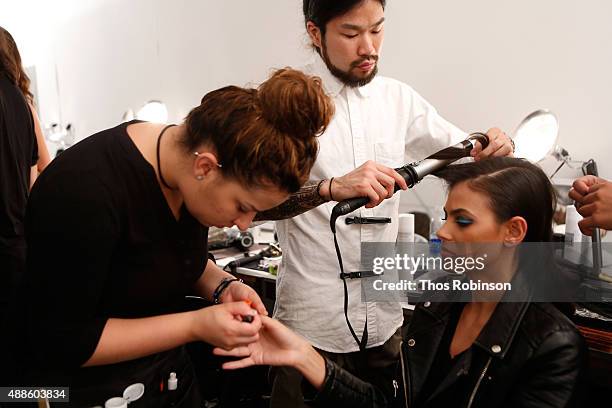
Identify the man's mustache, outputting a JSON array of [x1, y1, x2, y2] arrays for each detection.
[[351, 55, 379, 68]]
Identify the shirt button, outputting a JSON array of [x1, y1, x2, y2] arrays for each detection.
[[407, 339, 416, 347], [423, 301, 431, 308], [184, 259, 193, 266], [491, 345, 501, 353]]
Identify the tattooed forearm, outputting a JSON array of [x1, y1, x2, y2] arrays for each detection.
[[255, 180, 328, 221]]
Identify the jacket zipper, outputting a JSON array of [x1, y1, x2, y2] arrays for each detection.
[[399, 341, 409, 408], [466, 356, 492, 408]]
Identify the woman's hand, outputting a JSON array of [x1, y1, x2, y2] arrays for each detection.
[[220, 280, 268, 315], [214, 316, 327, 389], [213, 315, 311, 368], [190, 302, 261, 350]]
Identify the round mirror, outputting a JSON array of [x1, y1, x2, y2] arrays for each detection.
[[512, 109, 559, 162]]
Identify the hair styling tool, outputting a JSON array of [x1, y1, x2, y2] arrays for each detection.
[[224, 243, 282, 273]]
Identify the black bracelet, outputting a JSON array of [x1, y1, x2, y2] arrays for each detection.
[[316, 179, 327, 199], [212, 277, 242, 304], [329, 177, 335, 201]]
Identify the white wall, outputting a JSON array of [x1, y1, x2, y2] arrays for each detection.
[[2, 0, 611, 213]]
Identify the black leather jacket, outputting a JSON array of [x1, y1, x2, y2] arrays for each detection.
[[314, 300, 585, 408]]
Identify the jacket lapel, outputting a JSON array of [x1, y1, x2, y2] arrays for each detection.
[[403, 301, 453, 405]]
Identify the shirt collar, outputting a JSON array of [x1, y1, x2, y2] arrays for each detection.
[[308, 54, 373, 99]]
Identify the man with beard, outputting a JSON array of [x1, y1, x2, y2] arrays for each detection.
[[256, 1, 515, 406]]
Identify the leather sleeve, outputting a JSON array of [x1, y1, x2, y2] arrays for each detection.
[[312, 356, 397, 408]]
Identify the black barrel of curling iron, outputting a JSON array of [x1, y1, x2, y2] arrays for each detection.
[[330, 133, 489, 232]]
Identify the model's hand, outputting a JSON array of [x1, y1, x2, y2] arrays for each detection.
[[471, 128, 514, 161], [220, 280, 268, 315], [190, 302, 261, 350], [569, 176, 612, 236], [213, 316, 312, 369], [321, 160, 408, 208]]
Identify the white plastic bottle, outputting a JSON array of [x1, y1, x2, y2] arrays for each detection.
[[564, 205, 587, 265], [398, 213, 415, 243]]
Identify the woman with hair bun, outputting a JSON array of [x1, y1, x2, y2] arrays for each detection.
[[8, 68, 333, 406]]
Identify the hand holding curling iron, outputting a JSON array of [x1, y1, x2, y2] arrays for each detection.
[[319, 128, 511, 213], [318, 161, 409, 208]]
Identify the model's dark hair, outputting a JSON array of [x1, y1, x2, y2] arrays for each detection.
[[303, 0, 386, 35], [183, 68, 334, 193], [435, 157, 556, 242], [0, 26, 33, 103]]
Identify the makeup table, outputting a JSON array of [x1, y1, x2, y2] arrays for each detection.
[[210, 245, 277, 314]]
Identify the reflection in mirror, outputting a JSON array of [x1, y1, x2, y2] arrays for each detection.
[[121, 109, 135, 122], [136, 100, 168, 123], [512, 109, 559, 163]]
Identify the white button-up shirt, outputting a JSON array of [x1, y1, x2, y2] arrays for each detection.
[[274, 56, 467, 353]]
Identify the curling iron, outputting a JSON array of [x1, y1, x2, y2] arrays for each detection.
[[330, 133, 490, 232], [224, 243, 282, 273]]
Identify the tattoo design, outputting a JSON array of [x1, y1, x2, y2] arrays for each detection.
[[255, 180, 328, 221]]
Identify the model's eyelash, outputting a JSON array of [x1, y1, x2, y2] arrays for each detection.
[[456, 216, 473, 226]]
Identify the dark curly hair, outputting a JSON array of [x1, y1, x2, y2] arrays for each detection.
[[183, 68, 334, 193]]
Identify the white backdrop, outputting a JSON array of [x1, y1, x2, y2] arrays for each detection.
[[2, 0, 611, 214]]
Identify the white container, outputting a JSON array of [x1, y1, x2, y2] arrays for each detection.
[[105, 398, 127, 408], [564, 205, 584, 243], [564, 205, 588, 264], [398, 213, 415, 243], [104, 383, 144, 408], [264, 256, 282, 276]]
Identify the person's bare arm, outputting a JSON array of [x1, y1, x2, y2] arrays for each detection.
[[29, 102, 51, 173], [30, 165, 37, 189], [83, 301, 261, 367]]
